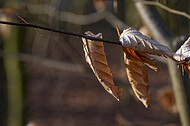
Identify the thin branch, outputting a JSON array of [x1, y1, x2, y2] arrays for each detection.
[[0, 20, 121, 45], [135, 1, 190, 20], [26, 3, 127, 28], [0, 49, 85, 73]]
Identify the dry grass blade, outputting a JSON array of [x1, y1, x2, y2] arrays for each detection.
[[123, 47, 150, 107], [120, 27, 174, 59], [82, 31, 122, 101]]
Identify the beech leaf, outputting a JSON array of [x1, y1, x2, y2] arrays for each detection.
[[123, 47, 150, 108], [173, 37, 190, 77], [119, 27, 174, 58], [82, 31, 122, 101], [173, 37, 190, 62]]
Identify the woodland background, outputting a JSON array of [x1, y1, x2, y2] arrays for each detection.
[[0, 0, 190, 126]]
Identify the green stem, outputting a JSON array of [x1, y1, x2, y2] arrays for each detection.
[[4, 24, 23, 126]]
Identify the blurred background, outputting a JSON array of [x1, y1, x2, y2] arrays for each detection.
[[0, 0, 190, 126]]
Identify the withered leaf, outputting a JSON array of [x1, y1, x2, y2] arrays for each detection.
[[123, 47, 150, 108], [173, 37, 190, 61], [173, 37, 190, 77], [82, 31, 122, 101], [120, 27, 174, 58]]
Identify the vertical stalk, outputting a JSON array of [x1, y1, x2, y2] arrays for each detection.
[[4, 21, 23, 126], [0, 39, 7, 126]]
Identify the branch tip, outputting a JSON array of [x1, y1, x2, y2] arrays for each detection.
[[115, 24, 121, 38]]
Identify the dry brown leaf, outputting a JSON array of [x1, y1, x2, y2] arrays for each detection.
[[173, 37, 190, 77], [82, 31, 122, 101], [173, 37, 190, 61], [117, 26, 160, 107], [123, 47, 150, 107], [120, 27, 174, 58]]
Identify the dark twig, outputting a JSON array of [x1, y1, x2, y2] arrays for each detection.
[[16, 13, 42, 36], [0, 20, 121, 45]]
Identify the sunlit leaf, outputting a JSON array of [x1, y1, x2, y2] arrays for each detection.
[[173, 37, 190, 77], [120, 27, 174, 58], [82, 31, 122, 101], [123, 47, 150, 108]]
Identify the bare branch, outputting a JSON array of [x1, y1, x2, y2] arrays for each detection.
[[135, 1, 190, 20], [0, 20, 121, 45]]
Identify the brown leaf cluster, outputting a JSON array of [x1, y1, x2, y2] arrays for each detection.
[[82, 31, 122, 101], [81, 27, 190, 108], [118, 27, 179, 107], [81, 28, 160, 107]]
